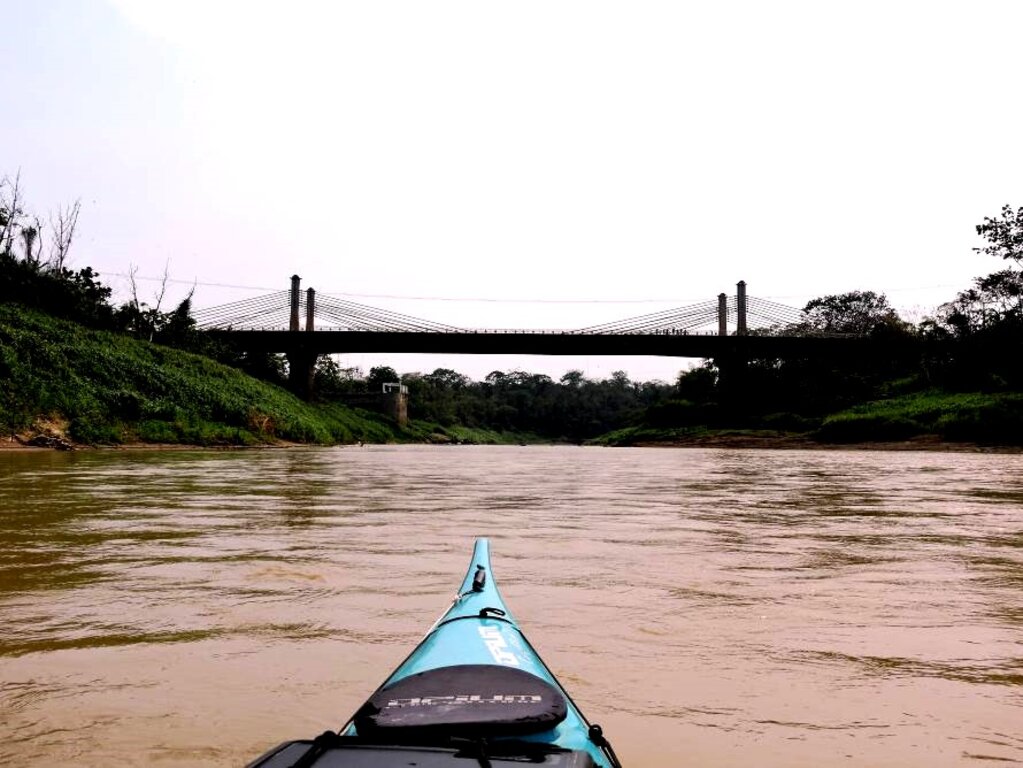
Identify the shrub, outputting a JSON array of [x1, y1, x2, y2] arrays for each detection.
[[761, 412, 821, 432], [815, 413, 922, 443], [937, 404, 1023, 445]]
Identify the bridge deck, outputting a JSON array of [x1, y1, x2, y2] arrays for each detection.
[[206, 330, 914, 359]]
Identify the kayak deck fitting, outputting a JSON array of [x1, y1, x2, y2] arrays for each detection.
[[247, 539, 622, 767]]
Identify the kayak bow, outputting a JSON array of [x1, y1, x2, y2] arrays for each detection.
[[248, 538, 621, 767]]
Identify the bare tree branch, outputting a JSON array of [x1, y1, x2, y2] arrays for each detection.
[[49, 198, 81, 270], [153, 260, 170, 313], [0, 170, 23, 256], [127, 263, 141, 310]]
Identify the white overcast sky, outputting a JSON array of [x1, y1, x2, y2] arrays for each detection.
[[3, 0, 1021, 381]]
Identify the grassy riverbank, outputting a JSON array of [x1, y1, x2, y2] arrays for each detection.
[[0, 304, 407, 446], [591, 390, 1023, 448]]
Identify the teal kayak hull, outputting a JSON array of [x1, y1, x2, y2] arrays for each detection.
[[248, 539, 620, 767]]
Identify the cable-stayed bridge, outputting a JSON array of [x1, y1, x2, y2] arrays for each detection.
[[194, 278, 807, 336], [195, 277, 912, 395]]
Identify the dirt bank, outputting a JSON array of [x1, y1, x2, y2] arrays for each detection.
[[631, 432, 1023, 453]]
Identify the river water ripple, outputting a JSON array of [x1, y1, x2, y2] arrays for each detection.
[[1, 446, 1022, 766]]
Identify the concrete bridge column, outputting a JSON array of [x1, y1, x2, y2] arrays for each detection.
[[737, 280, 747, 336], [713, 352, 750, 414], [290, 275, 301, 332], [287, 348, 317, 400], [718, 293, 728, 336], [306, 288, 315, 332], [382, 387, 408, 427]]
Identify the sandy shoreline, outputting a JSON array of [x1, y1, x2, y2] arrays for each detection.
[[0, 435, 305, 452], [630, 433, 1023, 453], [2, 433, 1021, 454]]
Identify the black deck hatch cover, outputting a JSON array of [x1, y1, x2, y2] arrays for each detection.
[[353, 664, 568, 737]]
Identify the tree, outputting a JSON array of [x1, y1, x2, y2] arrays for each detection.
[[916, 207, 1023, 389], [20, 220, 41, 265], [676, 363, 717, 402], [0, 172, 24, 256], [155, 295, 199, 348], [366, 366, 400, 392], [238, 352, 288, 386], [609, 370, 633, 389], [938, 269, 1023, 335], [48, 199, 80, 270], [974, 204, 1023, 265], [931, 207, 1023, 338], [559, 370, 586, 388], [118, 263, 183, 342], [1, 172, 80, 270], [314, 358, 364, 399], [0, 172, 113, 328], [801, 291, 905, 336], [425, 368, 470, 390], [483, 370, 509, 389]]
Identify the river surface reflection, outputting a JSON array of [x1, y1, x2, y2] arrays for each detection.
[[1, 445, 1022, 766]]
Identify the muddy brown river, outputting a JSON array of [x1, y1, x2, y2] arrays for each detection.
[[1, 446, 1022, 766]]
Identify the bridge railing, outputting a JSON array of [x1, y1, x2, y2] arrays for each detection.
[[207, 325, 732, 335]]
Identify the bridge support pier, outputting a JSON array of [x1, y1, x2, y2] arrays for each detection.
[[383, 389, 408, 427], [286, 349, 317, 400], [713, 353, 750, 414]]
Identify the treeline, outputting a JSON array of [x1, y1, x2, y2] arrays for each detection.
[[315, 361, 675, 442]]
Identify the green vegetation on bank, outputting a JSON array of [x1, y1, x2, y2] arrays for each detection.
[[0, 304, 403, 445], [3, 174, 1023, 449], [816, 391, 1023, 444], [595, 391, 1023, 447]]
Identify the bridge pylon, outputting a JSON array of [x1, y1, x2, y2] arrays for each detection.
[[284, 276, 318, 399], [737, 280, 748, 336], [289, 275, 301, 332]]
